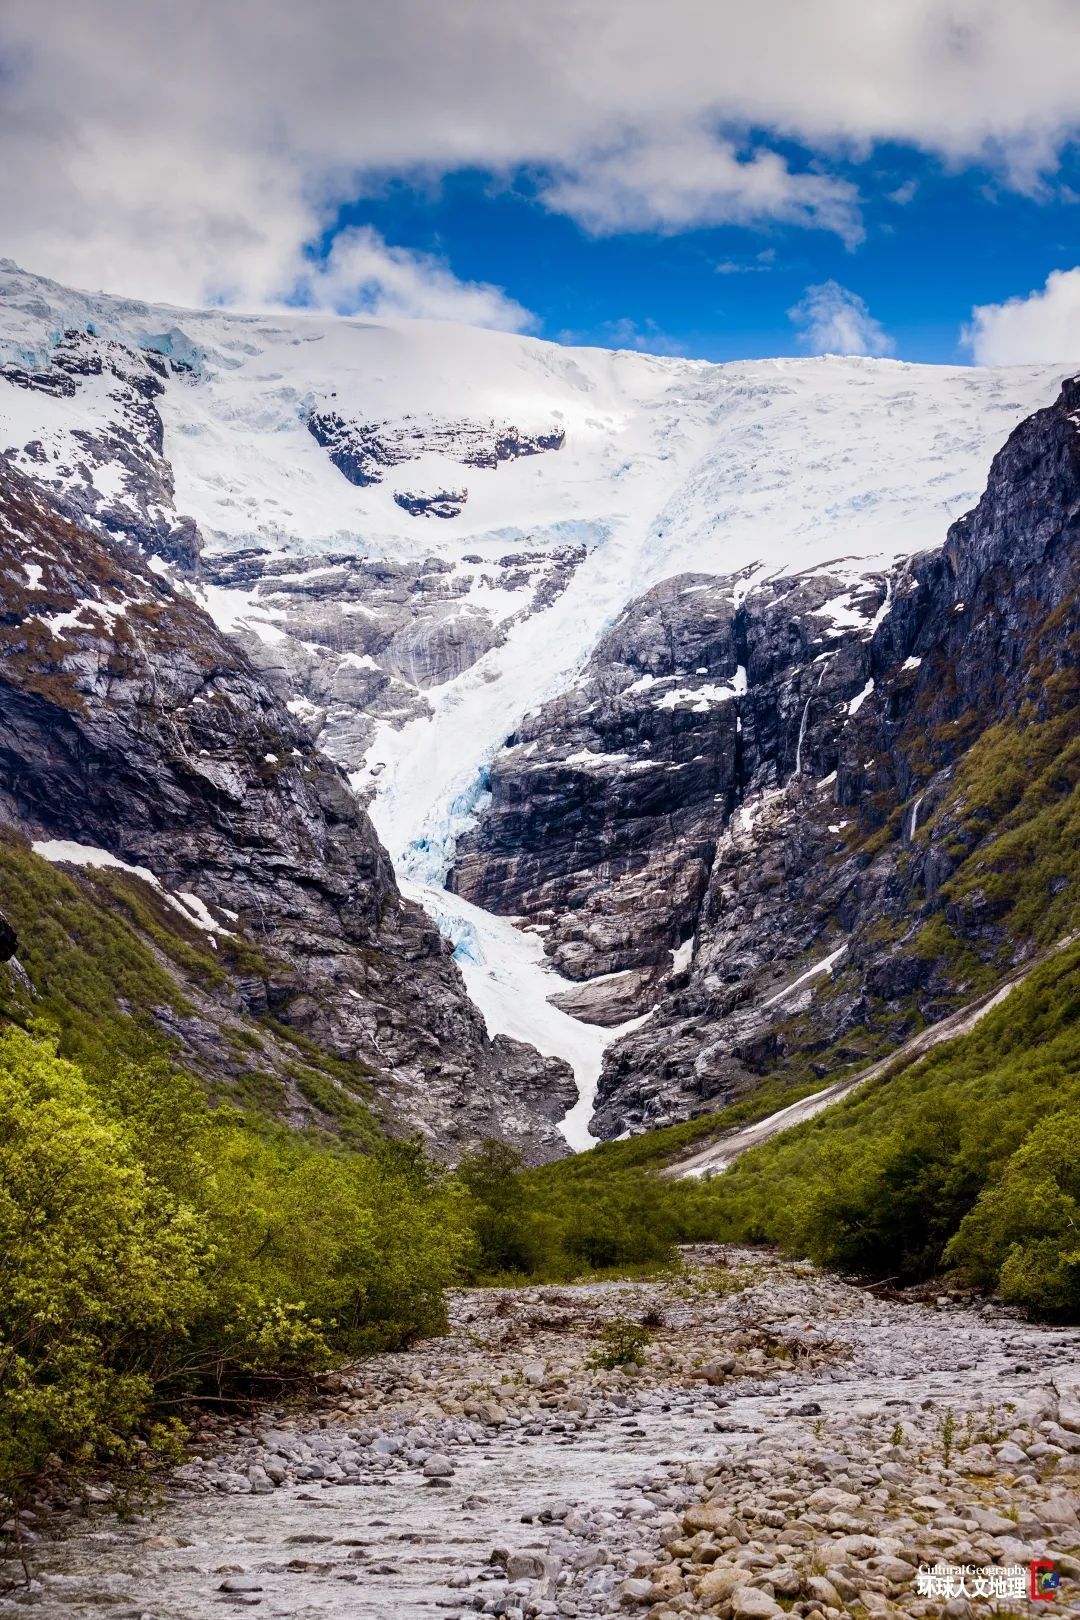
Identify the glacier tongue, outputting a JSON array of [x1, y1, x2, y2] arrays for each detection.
[[401, 878, 651, 1150]]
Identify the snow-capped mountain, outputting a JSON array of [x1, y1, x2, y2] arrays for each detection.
[[0, 259, 1073, 1150], [0, 262, 1064, 845]]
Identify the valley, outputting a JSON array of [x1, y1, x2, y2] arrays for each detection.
[[0, 265, 1078, 1597], [6, 1250, 1079, 1619]]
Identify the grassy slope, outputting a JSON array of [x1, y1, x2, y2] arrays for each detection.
[[521, 700, 1080, 1314], [0, 834, 383, 1147]]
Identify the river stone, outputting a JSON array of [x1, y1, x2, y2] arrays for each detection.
[[683, 1503, 730, 1534], [806, 1574, 844, 1608], [995, 1441, 1028, 1466], [969, 1507, 1017, 1535], [731, 1584, 784, 1618], [423, 1453, 454, 1478], [506, 1552, 545, 1581], [1054, 1380, 1080, 1432], [1039, 1495, 1079, 1528], [696, 1566, 743, 1603], [806, 1486, 860, 1512], [768, 1565, 803, 1596]]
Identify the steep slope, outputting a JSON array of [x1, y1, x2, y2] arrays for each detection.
[[0, 462, 574, 1160], [671, 941, 1070, 1180], [456, 374, 1079, 1136]]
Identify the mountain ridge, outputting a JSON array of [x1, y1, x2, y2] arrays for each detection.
[[0, 260, 1076, 1158]]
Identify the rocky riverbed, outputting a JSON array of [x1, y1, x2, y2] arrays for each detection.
[[3, 1249, 1079, 1619]]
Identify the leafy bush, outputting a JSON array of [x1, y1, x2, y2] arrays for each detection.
[[947, 1111, 1080, 1317], [0, 1028, 204, 1507], [456, 1140, 682, 1283], [0, 1026, 466, 1511], [587, 1319, 653, 1369]]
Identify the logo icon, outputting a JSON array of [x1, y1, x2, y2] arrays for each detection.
[[1031, 1561, 1059, 1601]]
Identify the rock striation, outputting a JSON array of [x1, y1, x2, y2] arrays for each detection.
[[2, 327, 200, 565], [202, 544, 585, 781], [307, 407, 565, 489]]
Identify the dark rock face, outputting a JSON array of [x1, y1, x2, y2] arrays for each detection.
[[453, 376, 1080, 1137], [0, 908, 15, 963], [0, 463, 574, 1161], [450, 565, 887, 985], [306, 408, 564, 497], [1, 329, 201, 567], [307, 410, 398, 487], [393, 489, 468, 519]]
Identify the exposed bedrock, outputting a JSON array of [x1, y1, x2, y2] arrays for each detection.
[[204, 546, 585, 782], [450, 565, 884, 982]]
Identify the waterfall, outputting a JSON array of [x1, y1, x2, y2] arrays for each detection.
[[794, 696, 812, 776], [906, 792, 924, 842], [794, 654, 835, 779]]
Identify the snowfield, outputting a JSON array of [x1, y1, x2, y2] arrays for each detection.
[[0, 262, 1070, 1138]]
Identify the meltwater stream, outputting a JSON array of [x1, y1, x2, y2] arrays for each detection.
[[10, 1259, 1078, 1620]]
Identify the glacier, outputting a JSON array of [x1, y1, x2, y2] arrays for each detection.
[[0, 260, 1069, 1141]]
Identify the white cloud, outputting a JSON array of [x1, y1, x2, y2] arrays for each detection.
[[1, 1, 1080, 310], [964, 267, 1080, 364], [715, 249, 777, 274], [789, 281, 894, 356], [540, 128, 861, 243], [295, 228, 533, 330]]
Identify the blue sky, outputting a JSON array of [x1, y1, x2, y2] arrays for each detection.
[[4, 2, 1080, 367], [324, 144, 1080, 363]]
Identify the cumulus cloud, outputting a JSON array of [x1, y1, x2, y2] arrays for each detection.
[[964, 268, 1080, 364], [541, 129, 861, 243], [295, 229, 533, 330], [789, 282, 894, 356], [1, 1, 1080, 311]]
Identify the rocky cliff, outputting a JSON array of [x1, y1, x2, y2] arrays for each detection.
[[0, 461, 574, 1160], [2, 326, 201, 566], [452, 376, 1080, 1135]]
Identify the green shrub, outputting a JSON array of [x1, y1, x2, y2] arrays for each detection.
[[0, 1027, 205, 1506], [946, 1112, 1080, 1317], [456, 1140, 681, 1283], [0, 1026, 466, 1511], [587, 1319, 653, 1369]]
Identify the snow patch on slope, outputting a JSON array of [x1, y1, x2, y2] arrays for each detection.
[[31, 839, 230, 938]]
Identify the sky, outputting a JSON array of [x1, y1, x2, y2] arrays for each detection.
[[1, 1, 1079, 365]]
